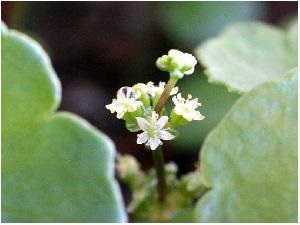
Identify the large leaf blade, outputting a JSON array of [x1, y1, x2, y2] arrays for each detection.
[[196, 22, 297, 93], [2, 26, 126, 222], [196, 70, 297, 222]]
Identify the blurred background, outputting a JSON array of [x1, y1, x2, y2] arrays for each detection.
[[1, 2, 297, 176]]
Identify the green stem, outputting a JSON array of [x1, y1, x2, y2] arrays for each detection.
[[155, 77, 178, 114], [152, 146, 167, 202], [151, 76, 179, 202]]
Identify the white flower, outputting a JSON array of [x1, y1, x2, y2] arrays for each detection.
[[133, 82, 178, 99], [156, 49, 197, 78], [132, 83, 148, 96], [136, 112, 175, 150], [172, 93, 205, 121], [106, 87, 143, 119], [146, 81, 178, 97]]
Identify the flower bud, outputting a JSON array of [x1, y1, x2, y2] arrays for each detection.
[[132, 83, 151, 107], [156, 49, 197, 79], [117, 154, 142, 186]]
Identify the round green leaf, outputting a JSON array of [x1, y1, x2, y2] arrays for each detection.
[[196, 22, 297, 93], [195, 70, 297, 222], [2, 25, 126, 222]]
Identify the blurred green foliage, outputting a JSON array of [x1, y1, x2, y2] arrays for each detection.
[[117, 154, 208, 222], [286, 18, 298, 56], [196, 21, 298, 93], [158, 2, 265, 48]]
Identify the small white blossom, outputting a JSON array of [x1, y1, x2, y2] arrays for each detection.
[[146, 81, 178, 97], [136, 112, 175, 150], [156, 49, 197, 78], [172, 93, 205, 121], [133, 82, 178, 99], [132, 83, 148, 96], [106, 87, 143, 119]]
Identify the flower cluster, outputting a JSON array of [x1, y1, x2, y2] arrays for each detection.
[[106, 49, 204, 150], [171, 93, 205, 123], [156, 49, 197, 79], [106, 87, 143, 119]]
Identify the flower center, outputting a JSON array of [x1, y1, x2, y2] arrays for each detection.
[[147, 125, 159, 138], [182, 105, 192, 114]]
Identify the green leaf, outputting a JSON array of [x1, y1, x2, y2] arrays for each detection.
[[195, 70, 297, 222], [286, 18, 298, 56], [2, 25, 126, 222], [196, 22, 297, 93]]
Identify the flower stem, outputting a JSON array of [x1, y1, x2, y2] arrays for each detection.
[[155, 77, 178, 114], [152, 146, 167, 202], [152, 76, 178, 202]]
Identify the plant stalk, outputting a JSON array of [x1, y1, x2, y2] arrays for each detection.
[[155, 77, 178, 114], [152, 146, 167, 202], [151, 76, 178, 202]]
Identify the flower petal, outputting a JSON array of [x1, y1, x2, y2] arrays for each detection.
[[193, 111, 205, 120], [148, 138, 162, 150], [157, 116, 169, 129], [184, 67, 194, 75], [137, 132, 149, 144], [182, 113, 194, 121], [136, 117, 150, 131], [116, 110, 125, 119], [187, 99, 199, 109], [151, 111, 159, 122], [158, 81, 166, 89], [177, 93, 184, 101], [170, 86, 179, 95], [116, 87, 127, 100], [173, 106, 184, 116], [105, 103, 115, 113], [159, 130, 175, 140], [172, 95, 180, 106]]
